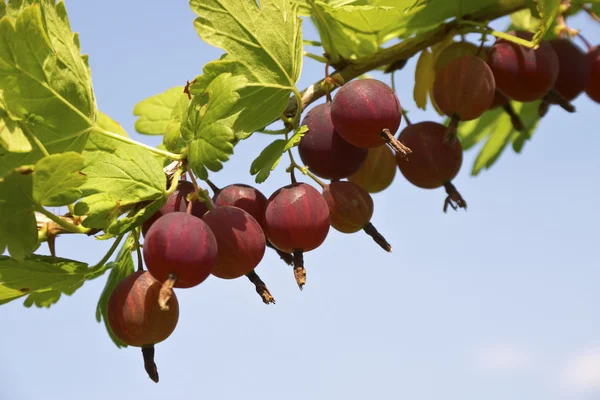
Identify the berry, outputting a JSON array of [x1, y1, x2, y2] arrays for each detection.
[[348, 145, 396, 193], [264, 183, 330, 288], [323, 181, 373, 233], [213, 183, 293, 265], [107, 271, 179, 347], [107, 270, 179, 382], [487, 31, 559, 102], [433, 54, 496, 121], [142, 180, 208, 236], [548, 39, 589, 101], [396, 121, 466, 212], [143, 212, 217, 288], [586, 46, 600, 104], [322, 181, 391, 251], [213, 184, 268, 230], [299, 103, 367, 180], [202, 206, 266, 280], [434, 41, 485, 74], [330, 78, 402, 148]]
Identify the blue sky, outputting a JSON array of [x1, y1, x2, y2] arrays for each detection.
[[1, 1, 600, 399]]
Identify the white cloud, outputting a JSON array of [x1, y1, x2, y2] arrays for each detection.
[[560, 347, 600, 394], [475, 343, 535, 371]]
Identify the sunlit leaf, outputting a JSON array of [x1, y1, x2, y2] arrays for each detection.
[[0, 254, 112, 308], [250, 125, 307, 183], [190, 0, 303, 135]]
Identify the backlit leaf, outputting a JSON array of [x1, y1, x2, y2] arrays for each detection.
[[0, 166, 36, 260], [0, 1, 96, 173], [190, 0, 303, 135], [181, 73, 247, 180], [250, 125, 307, 183], [133, 86, 187, 136], [33, 152, 86, 207], [0, 254, 112, 308]]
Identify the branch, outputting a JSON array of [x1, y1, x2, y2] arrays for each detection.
[[283, 0, 527, 119]]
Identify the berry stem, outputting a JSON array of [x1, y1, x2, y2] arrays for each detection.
[[142, 345, 159, 383], [444, 115, 460, 144], [90, 232, 126, 270], [577, 32, 592, 50], [381, 129, 412, 158], [133, 228, 144, 272], [246, 270, 276, 305], [165, 164, 185, 195], [443, 182, 467, 212], [539, 89, 575, 116], [158, 273, 178, 311], [186, 167, 214, 210], [205, 179, 221, 196], [363, 223, 392, 252], [402, 109, 412, 125], [266, 241, 294, 265], [502, 102, 525, 131], [293, 250, 306, 290]]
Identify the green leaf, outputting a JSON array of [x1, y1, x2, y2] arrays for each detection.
[[250, 139, 287, 184], [163, 91, 189, 152], [510, 8, 542, 32], [0, 2, 5, 18], [532, 0, 561, 44], [250, 125, 307, 183], [75, 132, 166, 230], [472, 125, 518, 175], [380, 0, 523, 40], [0, 166, 37, 260], [96, 111, 128, 138], [0, 254, 112, 308], [458, 101, 541, 175], [309, 3, 389, 63], [0, 107, 31, 153], [0, 1, 96, 172], [133, 86, 187, 135], [96, 233, 136, 348], [181, 73, 247, 180], [33, 152, 86, 207], [190, 0, 303, 134], [413, 49, 434, 110]]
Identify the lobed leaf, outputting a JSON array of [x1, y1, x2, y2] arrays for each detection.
[[75, 130, 167, 231], [0, 1, 96, 173], [0, 254, 112, 308], [0, 106, 31, 153], [33, 152, 86, 207], [181, 73, 247, 180], [190, 0, 303, 135], [309, 3, 397, 63], [133, 86, 187, 136], [381, 0, 528, 40]]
